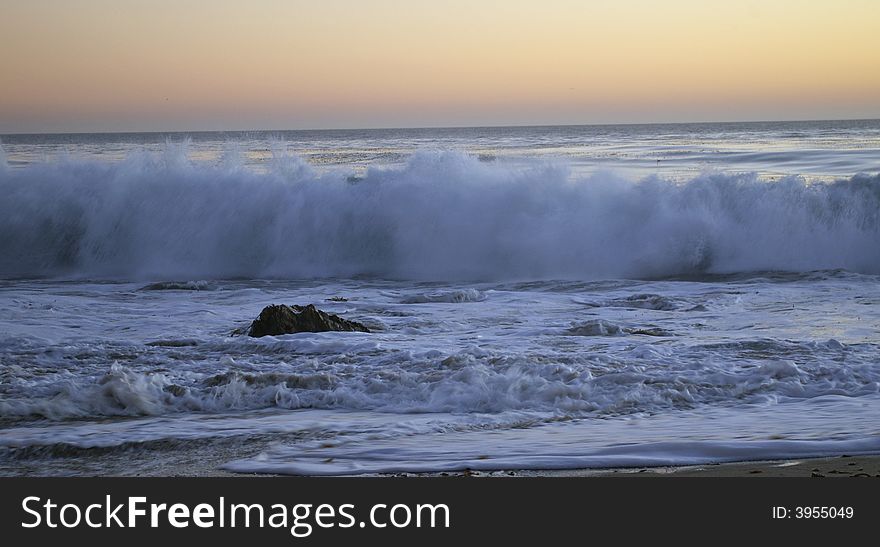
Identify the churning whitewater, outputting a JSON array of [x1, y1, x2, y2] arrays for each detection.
[[1, 147, 879, 281], [0, 122, 878, 476]]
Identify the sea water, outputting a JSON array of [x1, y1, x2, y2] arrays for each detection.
[[0, 120, 878, 475]]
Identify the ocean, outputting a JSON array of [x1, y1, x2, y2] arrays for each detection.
[[1, 120, 879, 475]]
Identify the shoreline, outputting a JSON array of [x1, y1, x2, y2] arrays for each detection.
[[508, 455, 880, 478], [4, 435, 879, 477], [144, 454, 880, 477], [229, 454, 880, 478], [42, 455, 880, 478]]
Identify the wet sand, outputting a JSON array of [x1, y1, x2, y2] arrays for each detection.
[[507, 455, 880, 478], [141, 454, 880, 477]]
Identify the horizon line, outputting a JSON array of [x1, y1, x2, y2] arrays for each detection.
[[2, 116, 879, 138]]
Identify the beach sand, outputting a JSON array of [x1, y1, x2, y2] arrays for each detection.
[[511, 455, 880, 478]]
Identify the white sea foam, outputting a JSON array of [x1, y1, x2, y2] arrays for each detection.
[[221, 395, 880, 475], [1, 147, 879, 280], [2, 331, 877, 420], [2, 134, 880, 475]]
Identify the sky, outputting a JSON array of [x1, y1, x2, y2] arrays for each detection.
[[1, 0, 879, 133]]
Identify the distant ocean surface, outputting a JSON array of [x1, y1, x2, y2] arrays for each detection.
[[4, 119, 880, 179], [1, 120, 879, 475]]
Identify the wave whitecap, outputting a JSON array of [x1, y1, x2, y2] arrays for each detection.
[[1, 147, 878, 280]]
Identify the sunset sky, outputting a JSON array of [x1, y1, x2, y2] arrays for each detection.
[[1, 0, 879, 133]]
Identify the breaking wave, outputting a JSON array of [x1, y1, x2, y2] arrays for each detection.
[[1, 147, 879, 280], [2, 336, 877, 421]]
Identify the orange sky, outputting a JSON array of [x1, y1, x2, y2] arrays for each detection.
[[1, 0, 879, 133]]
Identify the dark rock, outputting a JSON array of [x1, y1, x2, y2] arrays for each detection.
[[247, 304, 370, 337]]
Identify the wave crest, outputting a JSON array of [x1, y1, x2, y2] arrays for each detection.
[[1, 148, 879, 280]]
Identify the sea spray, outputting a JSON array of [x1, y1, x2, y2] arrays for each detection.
[[0, 147, 878, 280], [0, 141, 7, 173]]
